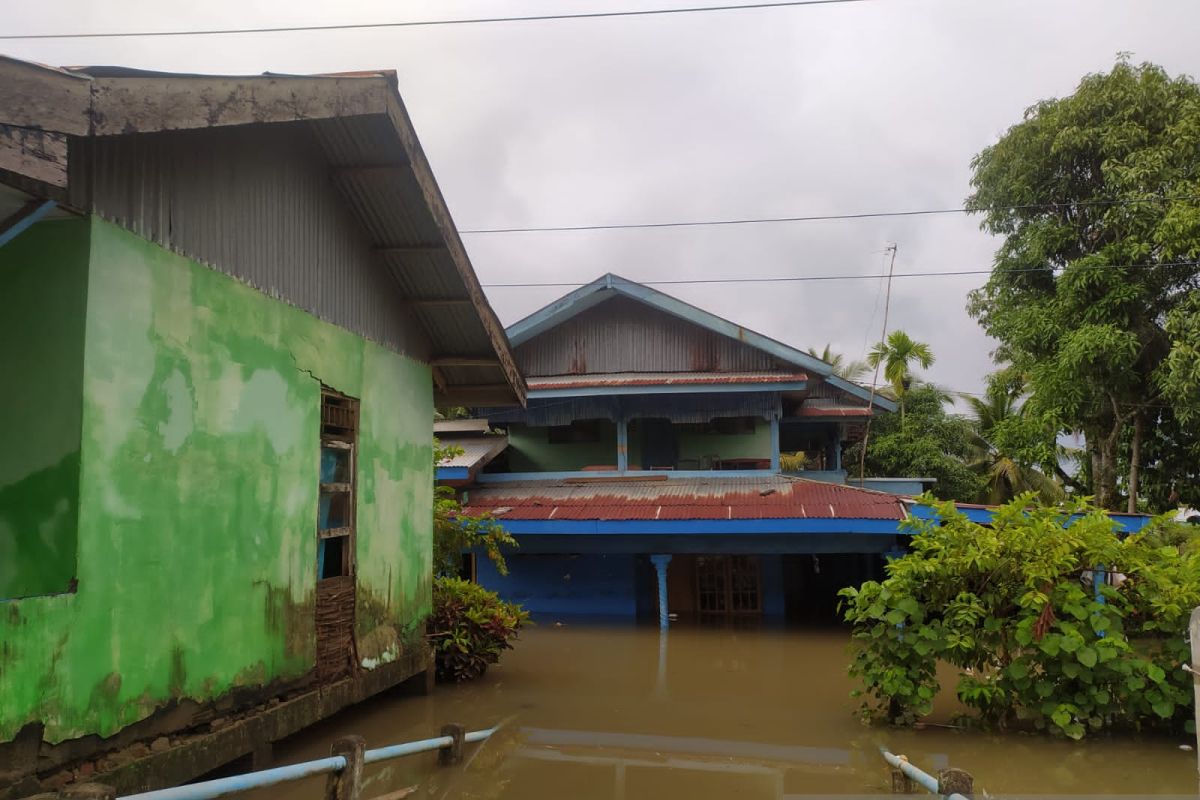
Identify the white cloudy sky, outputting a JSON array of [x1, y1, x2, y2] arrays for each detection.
[[5, 0, 1198, 395]]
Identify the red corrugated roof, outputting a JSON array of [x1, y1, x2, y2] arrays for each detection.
[[526, 371, 808, 390], [462, 476, 905, 521]]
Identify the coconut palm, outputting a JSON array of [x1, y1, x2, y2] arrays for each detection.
[[806, 344, 869, 382], [962, 389, 1063, 504]]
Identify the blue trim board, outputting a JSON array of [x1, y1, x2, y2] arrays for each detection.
[[908, 503, 1151, 533], [504, 273, 888, 410], [0, 200, 57, 248], [481, 533, 901, 556], [475, 468, 778, 483], [527, 381, 807, 398], [436, 466, 471, 481]]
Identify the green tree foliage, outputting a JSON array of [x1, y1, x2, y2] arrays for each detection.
[[807, 343, 869, 382], [966, 59, 1200, 510], [963, 386, 1064, 504], [846, 385, 984, 502], [866, 330, 935, 410], [429, 441, 525, 682], [840, 495, 1200, 738]]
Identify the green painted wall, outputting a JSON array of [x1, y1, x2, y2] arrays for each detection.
[[627, 418, 771, 468], [676, 421, 771, 463], [0, 220, 88, 600], [0, 218, 432, 744], [505, 422, 618, 471]]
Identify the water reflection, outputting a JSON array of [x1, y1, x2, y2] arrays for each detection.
[[256, 621, 1196, 799]]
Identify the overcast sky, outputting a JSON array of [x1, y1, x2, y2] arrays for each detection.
[[5, 0, 1198, 396]]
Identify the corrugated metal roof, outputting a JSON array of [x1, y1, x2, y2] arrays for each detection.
[[462, 476, 906, 521], [1, 57, 525, 407], [439, 435, 508, 469], [795, 406, 871, 417], [527, 371, 808, 390]]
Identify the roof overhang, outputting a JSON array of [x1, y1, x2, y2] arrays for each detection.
[[0, 56, 525, 407]]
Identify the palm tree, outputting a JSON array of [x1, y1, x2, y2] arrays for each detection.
[[806, 344, 869, 382], [866, 331, 935, 420], [962, 389, 1063, 504]]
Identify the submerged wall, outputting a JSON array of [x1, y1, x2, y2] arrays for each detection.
[[0, 218, 432, 744]]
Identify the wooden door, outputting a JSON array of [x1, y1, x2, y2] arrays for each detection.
[[695, 556, 762, 617]]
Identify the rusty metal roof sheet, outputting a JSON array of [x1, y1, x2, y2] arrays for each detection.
[[462, 476, 907, 521], [527, 371, 808, 390]]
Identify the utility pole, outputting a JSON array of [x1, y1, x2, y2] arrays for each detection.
[[858, 244, 897, 486]]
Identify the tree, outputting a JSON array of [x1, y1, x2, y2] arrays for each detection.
[[866, 330, 935, 419], [962, 386, 1064, 504], [846, 384, 984, 502], [966, 59, 1200, 511], [807, 343, 869, 382]]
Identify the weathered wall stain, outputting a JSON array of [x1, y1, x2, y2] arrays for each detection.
[[1, 218, 433, 745]]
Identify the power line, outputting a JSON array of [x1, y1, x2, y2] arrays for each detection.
[[460, 196, 1200, 234], [0, 0, 870, 40], [478, 259, 1200, 288]]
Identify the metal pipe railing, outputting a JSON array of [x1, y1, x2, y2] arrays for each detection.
[[119, 726, 497, 800], [880, 748, 970, 800]]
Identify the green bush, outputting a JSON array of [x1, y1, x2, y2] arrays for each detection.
[[428, 577, 529, 683], [840, 494, 1199, 738]]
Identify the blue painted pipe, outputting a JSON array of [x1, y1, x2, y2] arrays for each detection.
[[119, 727, 497, 800], [880, 748, 969, 800], [120, 756, 347, 800]]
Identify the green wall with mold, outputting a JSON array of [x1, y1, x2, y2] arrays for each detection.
[[0, 220, 88, 601], [505, 421, 619, 471], [0, 218, 433, 744]]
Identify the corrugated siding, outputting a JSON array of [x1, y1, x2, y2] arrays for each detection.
[[515, 295, 782, 376], [69, 124, 429, 359]]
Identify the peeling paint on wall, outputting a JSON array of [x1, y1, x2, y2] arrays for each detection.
[[0, 218, 433, 744]]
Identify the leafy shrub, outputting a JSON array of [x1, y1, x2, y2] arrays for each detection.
[[434, 440, 517, 579], [840, 494, 1199, 738], [429, 577, 529, 683]]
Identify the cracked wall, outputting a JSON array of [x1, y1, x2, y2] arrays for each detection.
[[0, 218, 433, 744]]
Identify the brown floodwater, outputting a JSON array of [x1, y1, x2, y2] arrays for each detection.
[[249, 622, 1197, 799]]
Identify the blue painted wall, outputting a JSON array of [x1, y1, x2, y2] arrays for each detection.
[[476, 552, 638, 617], [761, 554, 786, 618]]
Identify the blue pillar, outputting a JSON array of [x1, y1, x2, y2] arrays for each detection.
[[649, 554, 672, 629], [769, 414, 781, 472], [617, 417, 629, 472], [833, 423, 844, 471]]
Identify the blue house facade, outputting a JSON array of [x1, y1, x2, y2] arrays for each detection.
[[433, 274, 934, 625], [437, 274, 1155, 626]]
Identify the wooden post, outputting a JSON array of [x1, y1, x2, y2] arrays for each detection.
[[326, 735, 365, 800], [61, 784, 116, 800], [889, 755, 915, 794], [438, 724, 466, 767], [1190, 606, 1199, 791], [938, 767, 974, 798]]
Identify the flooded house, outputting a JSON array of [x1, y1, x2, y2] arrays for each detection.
[[437, 274, 929, 625], [0, 57, 523, 794]]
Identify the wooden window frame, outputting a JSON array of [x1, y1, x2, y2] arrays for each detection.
[[319, 388, 359, 580]]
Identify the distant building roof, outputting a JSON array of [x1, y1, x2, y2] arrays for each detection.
[[503, 273, 895, 412], [462, 475, 906, 521], [434, 419, 491, 435]]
